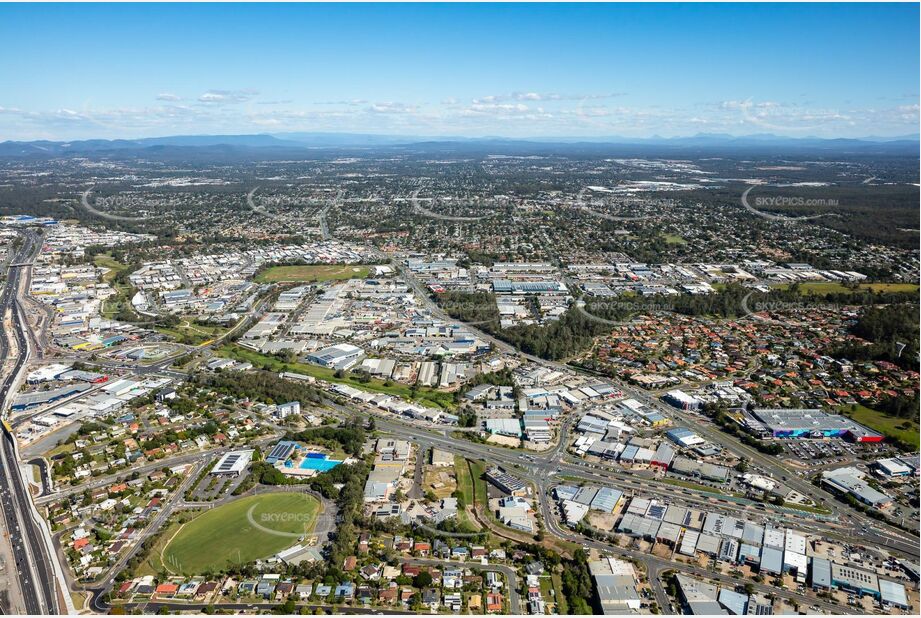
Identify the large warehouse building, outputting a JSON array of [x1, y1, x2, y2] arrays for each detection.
[[744, 408, 883, 442], [210, 449, 254, 476], [305, 343, 364, 371]]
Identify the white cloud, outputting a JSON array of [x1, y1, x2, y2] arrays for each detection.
[[468, 103, 530, 113], [198, 89, 259, 104], [156, 93, 182, 102], [316, 99, 368, 106], [1, 94, 917, 141], [474, 91, 628, 104], [367, 102, 418, 114]]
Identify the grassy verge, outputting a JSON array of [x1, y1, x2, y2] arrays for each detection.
[[46, 442, 76, 457], [135, 520, 183, 577], [454, 455, 478, 530], [455, 456, 474, 504], [660, 478, 727, 495], [70, 592, 88, 611], [783, 502, 832, 515], [551, 573, 568, 614], [468, 460, 489, 508], [254, 264, 370, 283], [840, 403, 919, 449], [218, 344, 456, 410]]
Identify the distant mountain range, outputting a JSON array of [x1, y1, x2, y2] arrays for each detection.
[[0, 132, 917, 158]]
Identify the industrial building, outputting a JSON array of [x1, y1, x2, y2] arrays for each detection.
[[651, 442, 675, 470], [589, 558, 641, 615], [485, 467, 527, 496], [305, 343, 364, 370], [662, 389, 701, 411], [484, 418, 523, 438], [674, 574, 726, 615], [12, 383, 92, 410], [210, 449, 254, 476], [616, 513, 661, 539], [666, 427, 705, 447], [821, 467, 893, 508], [671, 456, 730, 482], [831, 563, 880, 598], [745, 408, 883, 442], [874, 458, 912, 477]]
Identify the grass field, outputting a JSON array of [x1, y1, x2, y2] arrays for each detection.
[[219, 344, 457, 410], [255, 264, 370, 283], [840, 403, 919, 448], [100, 282, 135, 318], [93, 253, 129, 283], [161, 493, 320, 575], [662, 233, 687, 245], [156, 318, 229, 346], [772, 282, 920, 296]]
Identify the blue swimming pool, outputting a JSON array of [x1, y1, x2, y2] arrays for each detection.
[[285, 453, 342, 472]]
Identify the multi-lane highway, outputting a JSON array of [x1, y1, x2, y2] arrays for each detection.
[[0, 230, 60, 615]]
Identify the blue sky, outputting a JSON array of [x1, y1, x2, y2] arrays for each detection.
[[1, 2, 918, 140]]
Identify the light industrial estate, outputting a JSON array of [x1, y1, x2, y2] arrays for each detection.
[[0, 137, 917, 616], [0, 3, 918, 614]]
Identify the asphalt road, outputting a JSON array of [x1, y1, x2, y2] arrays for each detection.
[[0, 229, 60, 614]]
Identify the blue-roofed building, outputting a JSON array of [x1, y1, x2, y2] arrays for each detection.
[[879, 579, 909, 609], [810, 557, 831, 590], [554, 485, 580, 502], [334, 582, 354, 599], [102, 335, 128, 347], [761, 547, 783, 575], [718, 589, 748, 615], [590, 487, 623, 513], [666, 427, 705, 447], [738, 544, 761, 566]]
